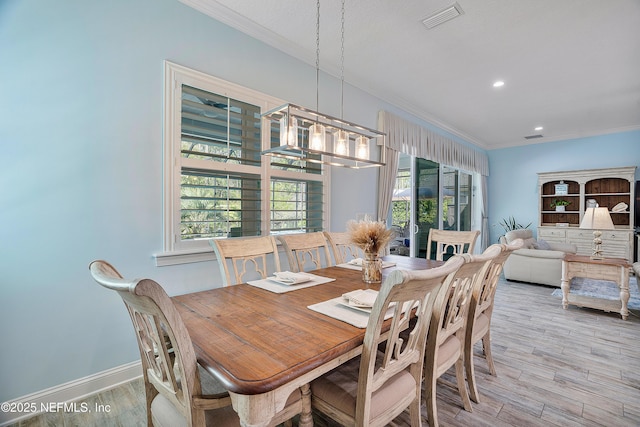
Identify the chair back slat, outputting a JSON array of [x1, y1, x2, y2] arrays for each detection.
[[89, 261, 204, 426], [463, 238, 524, 403], [423, 246, 500, 427], [323, 231, 363, 264], [277, 232, 333, 272], [354, 256, 465, 424], [210, 236, 281, 286], [426, 229, 480, 261]]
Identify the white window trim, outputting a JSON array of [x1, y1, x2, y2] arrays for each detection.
[[154, 61, 330, 266]]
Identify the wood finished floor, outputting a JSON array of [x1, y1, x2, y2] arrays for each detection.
[[9, 279, 640, 427]]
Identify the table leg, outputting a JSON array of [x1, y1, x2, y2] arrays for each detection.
[[619, 267, 630, 320], [299, 383, 313, 427], [561, 261, 570, 309]]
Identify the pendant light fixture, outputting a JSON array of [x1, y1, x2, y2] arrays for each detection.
[[262, 0, 385, 169], [333, 0, 349, 157], [309, 0, 326, 152]]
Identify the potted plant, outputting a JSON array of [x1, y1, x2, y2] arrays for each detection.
[[550, 198, 571, 212], [496, 216, 532, 242]]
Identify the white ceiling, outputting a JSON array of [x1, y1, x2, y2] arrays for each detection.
[[180, 0, 640, 150]]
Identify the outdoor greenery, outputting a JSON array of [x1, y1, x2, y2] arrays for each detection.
[[391, 198, 440, 230], [181, 173, 312, 239]]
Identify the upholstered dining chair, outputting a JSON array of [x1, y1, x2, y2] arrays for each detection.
[[210, 236, 281, 286], [423, 245, 500, 427], [277, 232, 333, 272], [426, 229, 480, 261], [310, 255, 465, 427], [323, 231, 363, 264], [464, 239, 524, 403], [88, 260, 302, 427]]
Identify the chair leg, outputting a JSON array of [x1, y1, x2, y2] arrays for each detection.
[[465, 341, 480, 404], [455, 358, 473, 412], [482, 332, 496, 376], [424, 372, 439, 427], [409, 394, 421, 427]]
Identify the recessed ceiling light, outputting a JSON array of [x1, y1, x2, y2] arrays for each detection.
[[534, 126, 543, 131], [492, 80, 505, 88]]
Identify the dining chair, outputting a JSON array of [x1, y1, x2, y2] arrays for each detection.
[[277, 232, 333, 272], [323, 231, 363, 264], [310, 255, 465, 427], [464, 238, 524, 403], [88, 260, 303, 427], [423, 245, 501, 427], [426, 229, 480, 261], [210, 235, 281, 286]]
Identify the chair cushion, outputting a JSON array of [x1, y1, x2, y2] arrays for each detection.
[[311, 356, 417, 422], [151, 393, 239, 427], [472, 312, 490, 343], [436, 335, 461, 376], [532, 239, 551, 250]]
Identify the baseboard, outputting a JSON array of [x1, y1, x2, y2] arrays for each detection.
[[0, 361, 142, 426]]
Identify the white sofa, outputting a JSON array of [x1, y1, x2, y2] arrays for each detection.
[[500, 229, 577, 287]]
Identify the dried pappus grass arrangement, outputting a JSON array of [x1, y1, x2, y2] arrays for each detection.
[[347, 219, 395, 255]]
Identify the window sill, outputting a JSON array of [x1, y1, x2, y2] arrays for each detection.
[[153, 248, 215, 266]]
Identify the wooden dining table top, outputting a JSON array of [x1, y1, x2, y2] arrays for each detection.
[[172, 254, 441, 395]]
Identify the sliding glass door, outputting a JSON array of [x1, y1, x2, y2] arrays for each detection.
[[390, 154, 475, 258], [415, 158, 439, 258]]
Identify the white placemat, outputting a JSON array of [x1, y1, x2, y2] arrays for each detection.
[[308, 290, 397, 328], [336, 260, 397, 271], [246, 273, 335, 293]]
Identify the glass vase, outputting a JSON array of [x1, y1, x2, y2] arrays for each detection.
[[362, 252, 382, 284]]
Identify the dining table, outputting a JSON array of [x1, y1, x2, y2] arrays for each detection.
[[172, 254, 441, 427]]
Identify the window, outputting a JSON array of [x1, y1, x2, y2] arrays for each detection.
[[160, 62, 328, 263]]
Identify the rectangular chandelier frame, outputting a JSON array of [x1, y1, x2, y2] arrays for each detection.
[[261, 103, 386, 169]]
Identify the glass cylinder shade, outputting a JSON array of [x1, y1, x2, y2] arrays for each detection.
[[333, 129, 349, 156], [355, 135, 370, 160], [280, 116, 298, 147], [309, 123, 326, 151]]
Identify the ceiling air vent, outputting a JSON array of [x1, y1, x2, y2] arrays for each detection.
[[422, 3, 464, 29], [524, 134, 544, 140]]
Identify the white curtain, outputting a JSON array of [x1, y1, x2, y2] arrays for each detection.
[[380, 111, 489, 176], [376, 145, 399, 222], [480, 175, 489, 250], [379, 110, 490, 249]]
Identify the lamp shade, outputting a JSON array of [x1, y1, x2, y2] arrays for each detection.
[[579, 207, 614, 230]]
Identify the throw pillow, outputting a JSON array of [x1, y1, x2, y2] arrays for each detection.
[[523, 237, 536, 249], [533, 239, 551, 250]]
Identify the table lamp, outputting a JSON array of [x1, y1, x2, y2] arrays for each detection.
[[579, 207, 614, 259]]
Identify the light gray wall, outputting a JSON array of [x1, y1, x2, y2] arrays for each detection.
[[487, 130, 640, 244]]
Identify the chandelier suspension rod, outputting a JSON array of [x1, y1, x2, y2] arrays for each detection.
[[340, 0, 345, 120], [315, 0, 321, 113]]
